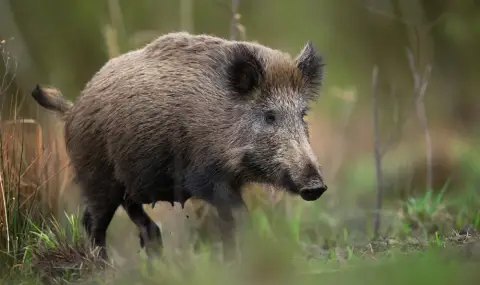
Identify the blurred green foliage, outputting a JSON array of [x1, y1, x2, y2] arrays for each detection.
[[0, 0, 479, 130], [1, 2, 480, 283]]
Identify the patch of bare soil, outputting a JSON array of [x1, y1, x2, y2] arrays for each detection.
[[301, 225, 480, 263]]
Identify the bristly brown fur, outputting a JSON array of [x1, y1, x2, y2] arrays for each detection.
[[30, 31, 327, 262], [264, 56, 304, 91]]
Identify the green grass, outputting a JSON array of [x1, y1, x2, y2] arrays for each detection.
[[1, 130, 479, 284], [0, 184, 479, 285], [2, 6, 480, 283], [1, 86, 479, 283]]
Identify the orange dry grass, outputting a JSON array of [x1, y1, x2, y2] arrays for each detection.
[[0, 117, 73, 233], [0, 119, 44, 231], [37, 117, 75, 216]]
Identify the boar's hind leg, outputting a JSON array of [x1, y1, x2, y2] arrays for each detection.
[[82, 183, 124, 260], [122, 200, 163, 257], [82, 208, 93, 237]]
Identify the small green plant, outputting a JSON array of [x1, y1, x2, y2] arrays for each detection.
[[28, 212, 111, 284], [400, 180, 452, 234]]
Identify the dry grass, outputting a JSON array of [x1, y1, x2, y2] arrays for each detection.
[[29, 213, 113, 284], [0, 119, 42, 231], [0, 118, 74, 230]]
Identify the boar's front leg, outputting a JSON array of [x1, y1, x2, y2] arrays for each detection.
[[173, 154, 188, 208], [211, 183, 248, 263], [186, 167, 248, 262], [185, 173, 247, 261]]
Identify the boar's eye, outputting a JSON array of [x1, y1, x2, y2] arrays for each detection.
[[264, 110, 276, 124]]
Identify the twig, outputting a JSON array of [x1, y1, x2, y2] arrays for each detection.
[[371, 65, 383, 237], [180, 0, 194, 32], [363, 4, 452, 32], [328, 88, 358, 182], [406, 48, 433, 191], [365, 5, 412, 25], [0, 39, 19, 254], [107, 0, 126, 41], [230, 0, 240, 40], [0, 163, 9, 253], [379, 84, 405, 157], [0, 40, 18, 98]]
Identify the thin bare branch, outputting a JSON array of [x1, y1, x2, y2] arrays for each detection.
[[406, 48, 419, 87], [371, 65, 383, 237], [0, 40, 19, 118], [365, 5, 413, 25], [363, 3, 452, 32], [0, 159, 9, 253], [419, 64, 432, 100], [379, 84, 405, 157], [330, 91, 358, 181], [230, 0, 240, 40], [215, 0, 231, 13], [415, 67, 433, 191], [406, 48, 434, 191], [180, 0, 194, 32]]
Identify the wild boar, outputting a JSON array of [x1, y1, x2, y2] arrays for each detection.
[[31, 32, 328, 261]]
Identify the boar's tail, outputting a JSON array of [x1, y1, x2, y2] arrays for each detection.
[[31, 84, 73, 115]]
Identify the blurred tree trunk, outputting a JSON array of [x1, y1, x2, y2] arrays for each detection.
[[180, 0, 194, 32], [0, 0, 47, 121]]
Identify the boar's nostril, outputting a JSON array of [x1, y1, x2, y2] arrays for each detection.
[[299, 184, 327, 201], [297, 162, 327, 201]]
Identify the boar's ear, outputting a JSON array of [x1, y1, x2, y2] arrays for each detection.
[[226, 44, 265, 97], [295, 41, 324, 92]]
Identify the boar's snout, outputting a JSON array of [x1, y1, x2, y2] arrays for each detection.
[[299, 181, 327, 201], [298, 163, 327, 201]]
